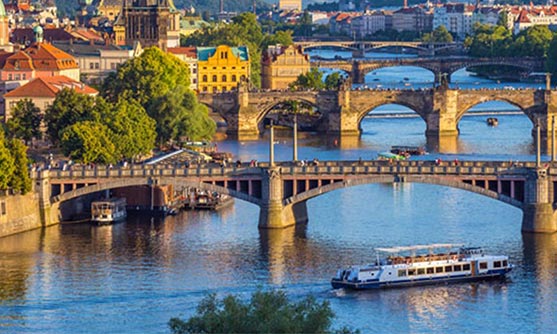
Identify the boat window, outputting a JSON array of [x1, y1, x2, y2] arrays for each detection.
[[408, 269, 416, 276], [480, 262, 488, 269], [494, 261, 501, 268], [503, 260, 508, 267], [398, 269, 406, 277], [445, 266, 453, 272], [454, 265, 462, 272], [426, 267, 434, 274], [417, 268, 425, 275], [435, 267, 443, 273], [463, 264, 471, 271]]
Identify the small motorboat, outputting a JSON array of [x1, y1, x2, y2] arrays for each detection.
[[487, 117, 498, 126]]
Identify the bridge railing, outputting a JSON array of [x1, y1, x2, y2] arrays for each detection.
[[35, 160, 542, 180]]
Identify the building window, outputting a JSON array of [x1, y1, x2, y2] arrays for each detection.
[[15, 75, 20, 80], [240, 75, 246, 81], [231, 75, 237, 82], [90, 63, 95, 69], [202, 86, 207, 92], [192, 79, 197, 84], [110, 63, 117, 70], [1, 201, 6, 215], [8, 74, 12, 80], [212, 75, 217, 82], [22, 74, 26, 80], [213, 87, 217, 93], [222, 75, 227, 82], [202, 75, 207, 82]]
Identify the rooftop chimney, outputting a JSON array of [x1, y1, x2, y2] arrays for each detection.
[[404, 0, 408, 8]]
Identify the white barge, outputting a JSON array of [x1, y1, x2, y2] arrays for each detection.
[[91, 198, 127, 224], [331, 244, 513, 290]]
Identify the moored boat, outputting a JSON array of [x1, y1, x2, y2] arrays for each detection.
[[331, 244, 513, 290], [91, 198, 127, 225]]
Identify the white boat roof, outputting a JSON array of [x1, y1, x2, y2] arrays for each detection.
[[375, 243, 465, 253]]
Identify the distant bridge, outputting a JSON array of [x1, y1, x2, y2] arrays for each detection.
[[294, 40, 464, 56], [311, 57, 545, 83], [34, 160, 557, 233]]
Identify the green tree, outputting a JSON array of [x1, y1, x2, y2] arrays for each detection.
[[7, 139, 31, 194], [423, 25, 453, 43], [60, 121, 117, 164], [0, 129, 15, 190], [106, 98, 157, 161], [512, 25, 553, 58], [44, 89, 109, 144], [262, 30, 294, 50], [6, 99, 43, 143], [168, 290, 358, 334], [101, 47, 190, 109], [325, 72, 343, 90], [290, 68, 325, 90], [547, 35, 557, 76]]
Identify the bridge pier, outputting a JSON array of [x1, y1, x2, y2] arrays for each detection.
[[522, 168, 557, 233], [425, 88, 459, 139], [259, 167, 308, 229]]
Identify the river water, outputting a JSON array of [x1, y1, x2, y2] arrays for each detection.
[[1, 53, 556, 334]]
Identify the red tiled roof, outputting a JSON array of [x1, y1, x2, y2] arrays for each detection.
[[4, 76, 98, 98], [167, 47, 197, 58], [23, 43, 79, 70], [11, 28, 75, 44], [3, 52, 34, 70]]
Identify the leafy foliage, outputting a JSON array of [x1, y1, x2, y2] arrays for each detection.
[[6, 99, 43, 143], [106, 98, 157, 161], [102, 47, 213, 145], [44, 89, 109, 144], [0, 129, 15, 191], [422, 25, 453, 43], [290, 68, 344, 90], [60, 121, 117, 165], [169, 290, 358, 334], [102, 47, 190, 108], [7, 139, 31, 194]]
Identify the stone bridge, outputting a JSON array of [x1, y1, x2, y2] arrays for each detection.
[[294, 41, 464, 57], [198, 84, 557, 141], [34, 160, 557, 234], [313, 57, 545, 84]]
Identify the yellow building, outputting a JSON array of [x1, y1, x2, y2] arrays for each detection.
[[197, 45, 249, 93], [261, 45, 310, 90], [279, 0, 302, 11]]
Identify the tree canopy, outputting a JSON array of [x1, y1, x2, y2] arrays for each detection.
[[169, 290, 358, 334], [0, 128, 30, 194], [6, 99, 43, 143], [102, 47, 215, 145], [422, 25, 453, 43], [290, 68, 344, 90]]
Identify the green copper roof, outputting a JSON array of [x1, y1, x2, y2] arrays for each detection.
[[197, 46, 249, 62], [0, 1, 6, 17]]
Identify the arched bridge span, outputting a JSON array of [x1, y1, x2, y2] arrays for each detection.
[[36, 160, 557, 233]]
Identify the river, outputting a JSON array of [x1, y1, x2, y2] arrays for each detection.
[[0, 52, 556, 334]]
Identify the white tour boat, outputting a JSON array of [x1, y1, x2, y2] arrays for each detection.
[[91, 198, 127, 224], [331, 244, 513, 290]]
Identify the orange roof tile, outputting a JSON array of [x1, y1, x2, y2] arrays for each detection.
[[4, 76, 98, 98], [167, 47, 197, 58], [22, 42, 79, 71]]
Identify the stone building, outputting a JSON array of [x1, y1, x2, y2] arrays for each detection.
[[116, 0, 180, 50], [197, 45, 249, 93], [261, 45, 309, 90], [279, 0, 302, 11], [97, 0, 123, 22]]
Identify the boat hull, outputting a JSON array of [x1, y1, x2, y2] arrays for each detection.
[[331, 269, 512, 290]]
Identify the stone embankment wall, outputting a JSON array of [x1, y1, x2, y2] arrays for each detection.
[[0, 193, 42, 238]]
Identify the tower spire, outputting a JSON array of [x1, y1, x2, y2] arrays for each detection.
[[220, 0, 224, 13]]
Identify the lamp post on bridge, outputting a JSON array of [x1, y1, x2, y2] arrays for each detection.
[[293, 113, 298, 162], [270, 120, 275, 167], [553, 115, 556, 162], [536, 120, 541, 167]]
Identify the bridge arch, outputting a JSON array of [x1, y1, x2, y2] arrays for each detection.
[[448, 61, 537, 79], [359, 64, 437, 82], [364, 45, 426, 53], [53, 177, 262, 207], [455, 96, 536, 122], [284, 175, 522, 209], [303, 44, 357, 52], [255, 97, 321, 129]]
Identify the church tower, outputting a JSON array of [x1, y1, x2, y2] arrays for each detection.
[[0, 1, 12, 52], [120, 0, 180, 50]]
